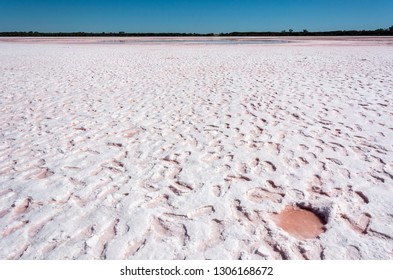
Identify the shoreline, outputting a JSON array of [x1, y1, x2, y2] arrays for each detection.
[[1, 36, 393, 46]]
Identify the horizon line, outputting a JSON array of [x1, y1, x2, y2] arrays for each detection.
[[1, 27, 393, 37]]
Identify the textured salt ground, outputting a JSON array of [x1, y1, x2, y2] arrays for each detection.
[[0, 40, 393, 259]]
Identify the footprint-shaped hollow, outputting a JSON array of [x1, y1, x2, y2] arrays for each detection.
[[274, 206, 325, 239]]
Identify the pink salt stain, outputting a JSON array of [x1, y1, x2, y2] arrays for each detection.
[[1, 220, 29, 238], [123, 238, 147, 258], [274, 206, 325, 239], [13, 197, 32, 216], [188, 205, 215, 219], [246, 187, 284, 203], [122, 129, 138, 138], [143, 194, 169, 209], [41, 242, 57, 254], [0, 209, 8, 218], [0, 165, 13, 175], [27, 168, 51, 179]]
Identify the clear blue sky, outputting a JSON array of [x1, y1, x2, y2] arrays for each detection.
[[0, 0, 392, 33]]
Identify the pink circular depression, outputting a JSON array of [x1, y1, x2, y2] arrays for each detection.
[[274, 206, 325, 239]]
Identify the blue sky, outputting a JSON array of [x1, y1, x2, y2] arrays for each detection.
[[0, 0, 392, 33]]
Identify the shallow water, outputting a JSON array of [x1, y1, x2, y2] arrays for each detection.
[[100, 38, 290, 45]]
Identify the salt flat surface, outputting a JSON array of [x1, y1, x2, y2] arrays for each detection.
[[0, 38, 393, 259]]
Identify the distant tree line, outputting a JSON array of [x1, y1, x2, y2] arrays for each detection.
[[0, 31, 215, 37], [221, 27, 393, 36], [1, 26, 392, 37]]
